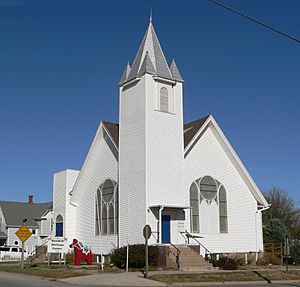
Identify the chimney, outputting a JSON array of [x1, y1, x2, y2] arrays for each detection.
[[28, 195, 33, 204]]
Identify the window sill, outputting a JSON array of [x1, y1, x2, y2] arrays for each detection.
[[154, 109, 175, 115]]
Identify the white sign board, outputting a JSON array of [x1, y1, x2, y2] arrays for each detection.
[[48, 237, 68, 253]]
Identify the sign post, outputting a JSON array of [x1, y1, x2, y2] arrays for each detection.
[[143, 225, 151, 279], [15, 225, 32, 269], [284, 235, 290, 273]]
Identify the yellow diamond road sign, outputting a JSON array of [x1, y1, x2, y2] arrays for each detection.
[[15, 225, 32, 243]]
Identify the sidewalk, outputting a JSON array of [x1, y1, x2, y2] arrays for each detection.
[[59, 270, 300, 286], [60, 271, 166, 286]]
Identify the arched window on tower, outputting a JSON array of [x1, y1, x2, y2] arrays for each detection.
[[55, 215, 63, 237], [190, 182, 199, 233], [219, 185, 228, 233], [95, 179, 118, 236], [160, 87, 169, 112]]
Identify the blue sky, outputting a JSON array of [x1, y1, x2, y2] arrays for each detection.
[[0, 0, 299, 205]]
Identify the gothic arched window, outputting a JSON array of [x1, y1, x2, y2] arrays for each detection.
[[190, 182, 199, 233], [160, 87, 169, 112], [189, 176, 228, 234], [95, 179, 118, 235], [219, 185, 228, 233]]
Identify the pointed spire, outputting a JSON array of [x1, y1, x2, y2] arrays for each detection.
[[119, 62, 131, 86], [127, 20, 173, 82], [138, 52, 156, 77], [149, 7, 152, 23], [170, 59, 184, 82]]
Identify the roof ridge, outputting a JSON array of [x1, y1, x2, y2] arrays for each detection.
[[184, 115, 210, 127]]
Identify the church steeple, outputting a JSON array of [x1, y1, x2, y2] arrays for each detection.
[[126, 20, 173, 82]]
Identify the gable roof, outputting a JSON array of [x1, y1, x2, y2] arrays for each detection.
[[183, 116, 210, 148], [0, 201, 52, 228], [102, 121, 119, 146], [102, 116, 209, 150]]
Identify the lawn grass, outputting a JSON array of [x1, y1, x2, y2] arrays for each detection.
[[0, 262, 89, 279], [149, 270, 300, 284]]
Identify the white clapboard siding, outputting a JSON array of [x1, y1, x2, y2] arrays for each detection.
[[53, 169, 79, 240], [65, 170, 79, 243], [0, 207, 6, 236], [184, 123, 261, 254], [119, 77, 147, 247], [53, 171, 66, 237], [146, 76, 185, 207], [71, 125, 118, 255]]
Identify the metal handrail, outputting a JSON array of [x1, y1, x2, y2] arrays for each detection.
[[169, 241, 181, 269], [182, 230, 213, 260]]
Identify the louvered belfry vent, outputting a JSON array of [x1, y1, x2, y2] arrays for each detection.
[[160, 87, 169, 112]]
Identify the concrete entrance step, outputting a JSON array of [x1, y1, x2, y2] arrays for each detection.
[[168, 244, 212, 271]]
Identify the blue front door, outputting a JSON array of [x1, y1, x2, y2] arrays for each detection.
[[162, 215, 171, 243], [56, 222, 63, 237]]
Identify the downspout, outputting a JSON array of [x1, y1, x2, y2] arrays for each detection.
[[255, 204, 271, 259], [159, 206, 164, 244]]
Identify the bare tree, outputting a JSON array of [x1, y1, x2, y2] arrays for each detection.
[[263, 187, 300, 236]]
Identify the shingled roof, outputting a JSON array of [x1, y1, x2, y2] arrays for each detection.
[[119, 19, 183, 86], [0, 201, 52, 228], [102, 115, 209, 149], [183, 115, 210, 148], [103, 121, 119, 146]]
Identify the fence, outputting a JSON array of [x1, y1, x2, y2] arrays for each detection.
[[264, 242, 283, 265]]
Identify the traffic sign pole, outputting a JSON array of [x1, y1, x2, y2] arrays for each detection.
[[143, 225, 151, 279], [21, 241, 24, 269], [15, 224, 32, 269], [145, 236, 148, 279]]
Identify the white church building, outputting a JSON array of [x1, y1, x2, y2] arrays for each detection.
[[53, 19, 269, 263]]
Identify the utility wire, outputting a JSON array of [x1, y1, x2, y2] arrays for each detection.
[[208, 0, 300, 44]]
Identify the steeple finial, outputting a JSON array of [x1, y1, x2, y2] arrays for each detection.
[[149, 7, 152, 23]]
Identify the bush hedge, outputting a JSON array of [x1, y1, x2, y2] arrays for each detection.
[[111, 244, 158, 269], [216, 256, 238, 270], [256, 254, 281, 265]]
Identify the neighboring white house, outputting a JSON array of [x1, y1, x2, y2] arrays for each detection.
[[53, 19, 269, 262], [0, 196, 53, 254]]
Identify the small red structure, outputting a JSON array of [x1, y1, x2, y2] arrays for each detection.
[[69, 239, 93, 265]]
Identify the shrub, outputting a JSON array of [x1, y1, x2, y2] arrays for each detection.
[[66, 252, 74, 264], [290, 241, 300, 264], [264, 218, 289, 243], [256, 254, 281, 266], [216, 256, 238, 270], [111, 244, 158, 269]]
